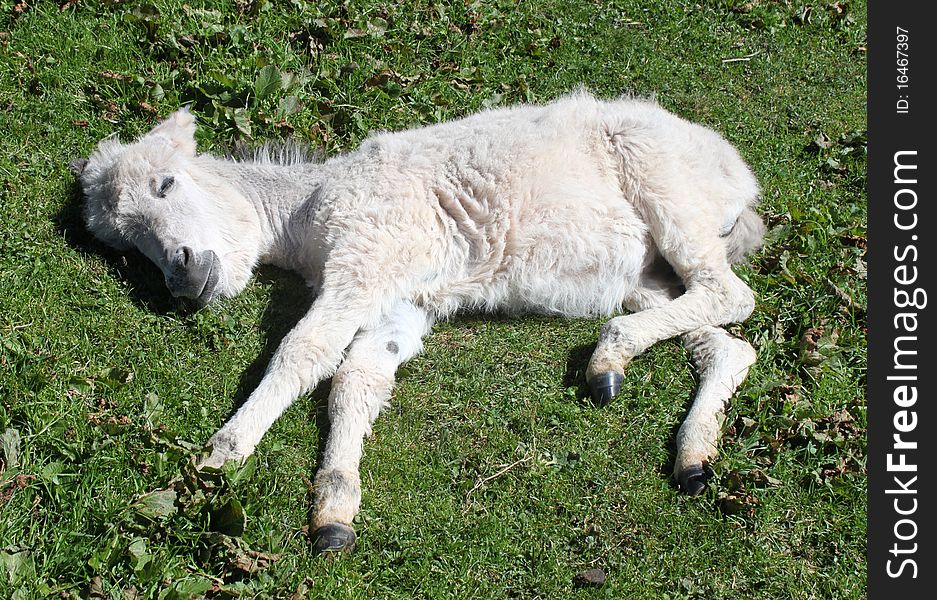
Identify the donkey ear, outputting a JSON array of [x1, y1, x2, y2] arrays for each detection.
[[69, 157, 89, 177], [144, 107, 197, 156]]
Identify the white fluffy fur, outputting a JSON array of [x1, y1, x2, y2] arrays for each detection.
[[78, 92, 763, 535]]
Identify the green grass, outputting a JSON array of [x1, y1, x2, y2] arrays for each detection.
[[1, 1, 866, 598]]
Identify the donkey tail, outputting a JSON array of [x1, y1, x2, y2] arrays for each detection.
[[723, 206, 765, 265]]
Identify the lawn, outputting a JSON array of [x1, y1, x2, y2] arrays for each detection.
[[0, 1, 866, 598]]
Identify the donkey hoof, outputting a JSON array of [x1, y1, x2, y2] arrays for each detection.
[[678, 465, 710, 496], [312, 523, 357, 554], [587, 371, 624, 407]]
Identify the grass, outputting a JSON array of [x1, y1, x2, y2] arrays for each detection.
[[1, 0, 866, 598]]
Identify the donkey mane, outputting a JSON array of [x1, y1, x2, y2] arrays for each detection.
[[226, 139, 323, 167]]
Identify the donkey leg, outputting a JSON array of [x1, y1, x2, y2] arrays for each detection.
[[593, 275, 756, 493], [200, 279, 390, 468], [311, 301, 432, 553], [586, 179, 756, 404], [586, 269, 753, 404], [674, 326, 756, 495]]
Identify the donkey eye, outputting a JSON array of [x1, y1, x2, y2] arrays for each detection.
[[156, 176, 175, 198]]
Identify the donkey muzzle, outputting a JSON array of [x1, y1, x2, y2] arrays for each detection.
[[165, 247, 220, 305]]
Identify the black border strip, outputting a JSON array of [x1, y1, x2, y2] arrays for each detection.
[[868, 2, 935, 596]]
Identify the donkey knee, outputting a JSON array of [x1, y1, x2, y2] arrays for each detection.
[[329, 368, 394, 426], [692, 272, 755, 325]]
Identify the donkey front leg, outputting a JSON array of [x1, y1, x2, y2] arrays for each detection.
[[311, 301, 433, 553], [201, 287, 379, 469]]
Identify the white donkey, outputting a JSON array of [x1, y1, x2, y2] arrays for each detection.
[[72, 92, 763, 553]]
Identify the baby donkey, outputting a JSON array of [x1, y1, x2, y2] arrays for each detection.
[[73, 92, 764, 553]]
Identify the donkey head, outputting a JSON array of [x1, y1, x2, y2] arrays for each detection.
[[72, 109, 262, 305]]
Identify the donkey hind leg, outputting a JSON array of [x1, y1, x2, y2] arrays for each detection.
[[585, 188, 755, 404], [675, 326, 755, 495], [586, 268, 753, 401], [595, 273, 756, 494], [311, 300, 433, 553]]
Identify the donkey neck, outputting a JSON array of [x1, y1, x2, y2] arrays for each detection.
[[200, 156, 327, 265]]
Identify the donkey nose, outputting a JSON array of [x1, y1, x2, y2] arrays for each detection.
[[175, 246, 194, 268], [166, 248, 219, 304]]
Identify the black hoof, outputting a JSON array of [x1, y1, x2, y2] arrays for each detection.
[[312, 523, 357, 554], [588, 371, 624, 407], [678, 465, 710, 496]]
